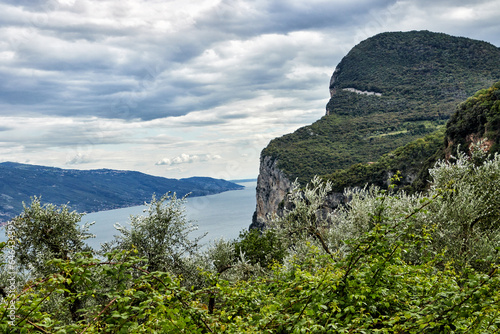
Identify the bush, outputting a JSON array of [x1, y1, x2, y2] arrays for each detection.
[[234, 228, 286, 268]]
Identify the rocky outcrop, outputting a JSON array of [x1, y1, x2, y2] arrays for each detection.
[[328, 66, 340, 97], [250, 156, 292, 229], [342, 88, 382, 96], [250, 155, 347, 229]]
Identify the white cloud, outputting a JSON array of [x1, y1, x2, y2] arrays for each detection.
[[65, 152, 94, 165], [156, 153, 222, 166]]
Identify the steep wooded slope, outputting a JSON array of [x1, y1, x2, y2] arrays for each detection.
[[323, 80, 500, 192], [254, 31, 500, 227]]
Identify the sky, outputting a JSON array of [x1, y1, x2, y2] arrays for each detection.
[[0, 0, 499, 181]]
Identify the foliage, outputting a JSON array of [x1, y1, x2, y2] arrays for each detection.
[[323, 129, 445, 192], [108, 193, 206, 275], [233, 228, 287, 269], [317, 79, 500, 194], [0, 250, 213, 333], [426, 147, 500, 271], [8, 197, 94, 276], [445, 81, 500, 155], [263, 113, 445, 186], [4, 198, 95, 322], [323, 147, 500, 272], [2, 151, 500, 332], [268, 176, 335, 260]]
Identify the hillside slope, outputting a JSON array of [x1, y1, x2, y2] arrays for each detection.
[[253, 30, 500, 228], [444, 81, 500, 156], [0, 162, 243, 222], [323, 79, 500, 196]]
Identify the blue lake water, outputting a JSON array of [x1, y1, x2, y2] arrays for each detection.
[[1, 181, 257, 250]]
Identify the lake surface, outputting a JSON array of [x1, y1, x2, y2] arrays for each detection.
[[83, 181, 256, 249], [0, 181, 257, 250]]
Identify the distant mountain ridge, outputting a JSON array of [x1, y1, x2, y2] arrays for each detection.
[[0, 162, 243, 222]]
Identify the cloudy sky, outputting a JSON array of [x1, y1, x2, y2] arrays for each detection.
[[0, 0, 499, 180]]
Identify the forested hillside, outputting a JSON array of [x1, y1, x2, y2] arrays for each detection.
[[262, 31, 500, 185], [0, 162, 243, 222], [323, 80, 500, 192]]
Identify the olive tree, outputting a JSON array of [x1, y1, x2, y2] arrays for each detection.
[[326, 144, 500, 272], [8, 197, 94, 322], [269, 143, 500, 274], [426, 148, 500, 270], [9, 197, 94, 276], [110, 193, 206, 275]]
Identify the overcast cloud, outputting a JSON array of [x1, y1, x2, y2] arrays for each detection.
[[1, 0, 499, 179]]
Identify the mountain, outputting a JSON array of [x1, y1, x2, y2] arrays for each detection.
[[0, 162, 243, 222], [252, 30, 500, 228]]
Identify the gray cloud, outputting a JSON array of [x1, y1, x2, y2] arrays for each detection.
[[0, 0, 499, 178], [0, 0, 404, 122], [65, 152, 95, 165], [197, 0, 396, 36]]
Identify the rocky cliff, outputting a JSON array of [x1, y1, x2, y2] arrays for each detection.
[[251, 156, 292, 229], [252, 30, 500, 228]]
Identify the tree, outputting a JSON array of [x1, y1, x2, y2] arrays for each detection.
[[110, 193, 206, 275], [426, 147, 500, 271], [269, 176, 335, 258], [9, 197, 94, 276], [8, 197, 94, 322], [233, 228, 286, 269]]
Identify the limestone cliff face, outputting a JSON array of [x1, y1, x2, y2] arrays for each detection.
[[328, 66, 340, 98], [250, 155, 292, 229], [250, 155, 347, 229]]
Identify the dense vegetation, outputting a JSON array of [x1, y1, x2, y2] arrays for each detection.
[[445, 81, 500, 156], [320, 80, 500, 194], [322, 128, 445, 192], [2, 143, 500, 332], [262, 31, 500, 186]]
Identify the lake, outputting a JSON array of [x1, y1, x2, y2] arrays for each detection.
[[1, 181, 257, 250]]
